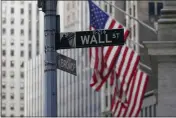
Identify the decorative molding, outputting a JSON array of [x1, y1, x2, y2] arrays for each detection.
[[143, 41, 176, 56]]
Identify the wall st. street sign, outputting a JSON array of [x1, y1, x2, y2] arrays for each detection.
[[55, 29, 124, 50]]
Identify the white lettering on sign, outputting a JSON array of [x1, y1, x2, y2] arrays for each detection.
[[98, 34, 104, 44], [90, 35, 98, 44], [112, 33, 120, 39], [80, 35, 90, 44], [105, 34, 112, 43], [59, 58, 76, 72], [80, 34, 112, 45]]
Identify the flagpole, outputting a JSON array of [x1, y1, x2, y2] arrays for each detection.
[[102, 0, 158, 49], [103, 0, 157, 34], [101, 0, 152, 71]]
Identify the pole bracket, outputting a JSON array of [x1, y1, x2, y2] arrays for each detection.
[[45, 46, 55, 52], [44, 69, 56, 72], [45, 61, 56, 66]]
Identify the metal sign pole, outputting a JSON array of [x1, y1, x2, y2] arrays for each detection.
[[38, 0, 58, 116]]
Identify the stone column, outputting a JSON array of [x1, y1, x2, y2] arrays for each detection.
[[143, 1, 176, 116]]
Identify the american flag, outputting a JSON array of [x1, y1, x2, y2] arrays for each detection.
[[88, 0, 130, 91], [111, 70, 149, 117], [112, 45, 140, 100], [88, 0, 149, 117]]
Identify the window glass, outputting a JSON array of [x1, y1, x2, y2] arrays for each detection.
[[11, 7, 14, 14], [157, 2, 163, 15], [148, 2, 155, 16], [21, 8, 24, 14], [11, 29, 14, 35], [2, 28, 6, 34]]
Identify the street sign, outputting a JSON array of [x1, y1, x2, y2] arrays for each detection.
[[55, 29, 124, 50], [56, 53, 77, 76]]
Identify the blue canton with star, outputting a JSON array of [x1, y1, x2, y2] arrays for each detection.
[[88, 0, 109, 29]]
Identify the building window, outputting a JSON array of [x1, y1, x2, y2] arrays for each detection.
[[29, 3, 32, 10], [21, 29, 24, 35], [20, 72, 24, 78], [73, 2, 75, 8], [67, 15, 70, 23], [36, 39, 40, 55], [21, 19, 24, 25], [2, 103, 6, 110], [2, 82, 6, 89], [20, 82, 24, 89], [105, 95, 108, 107], [10, 104, 14, 110], [2, 17, 6, 24], [67, 3, 70, 10], [10, 61, 15, 67], [2, 50, 6, 56], [133, 5, 136, 17], [20, 106, 24, 111], [20, 114, 24, 117], [10, 42, 14, 46], [149, 2, 155, 16], [11, 18, 14, 24], [2, 60, 6, 67], [134, 24, 136, 37], [72, 12, 75, 21], [29, 3, 32, 21], [2, 28, 6, 34], [2, 40, 6, 46], [10, 83, 14, 89], [157, 2, 163, 15], [11, 50, 14, 56], [36, 48, 40, 55], [2, 71, 6, 78], [20, 51, 24, 57], [10, 71, 15, 78], [105, 4, 108, 12], [148, 2, 163, 21], [21, 8, 24, 14], [1, 114, 6, 117], [2, 4, 7, 14], [110, 3, 112, 13], [20, 61, 24, 68], [105, 82, 108, 88], [10, 114, 14, 117], [37, 29, 39, 38], [11, 7, 14, 14], [2, 92, 6, 99], [20, 93, 24, 100], [29, 51, 32, 59], [10, 93, 14, 100], [21, 43, 24, 47], [28, 44, 32, 59], [110, 94, 113, 105], [29, 29, 31, 40], [11, 29, 14, 35]]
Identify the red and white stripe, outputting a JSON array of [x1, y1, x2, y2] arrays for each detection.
[[112, 69, 149, 117], [110, 71, 128, 113], [103, 18, 130, 71], [89, 17, 130, 92], [110, 45, 140, 112], [89, 17, 130, 91], [89, 27, 103, 70], [90, 68, 110, 91], [114, 45, 140, 95], [89, 26, 111, 91]]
